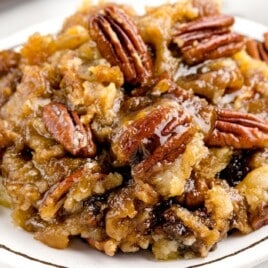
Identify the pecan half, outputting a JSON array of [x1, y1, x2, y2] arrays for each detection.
[[206, 108, 268, 149], [172, 15, 244, 65], [42, 102, 96, 157], [89, 6, 153, 85], [246, 34, 268, 64], [112, 100, 195, 180]]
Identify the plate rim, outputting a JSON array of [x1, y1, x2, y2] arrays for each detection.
[[1, 223, 268, 268]]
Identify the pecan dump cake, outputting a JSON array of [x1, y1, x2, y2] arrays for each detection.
[[0, 0, 268, 260]]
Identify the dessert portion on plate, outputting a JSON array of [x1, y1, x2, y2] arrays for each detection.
[[0, 0, 268, 260]]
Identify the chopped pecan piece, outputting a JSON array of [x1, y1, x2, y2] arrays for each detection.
[[172, 15, 244, 65], [89, 6, 153, 85], [206, 109, 268, 149], [246, 34, 268, 64], [112, 100, 195, 180], [184, 177, 208, 208], [39, 168, 85, 221], [42, 102, 96, 157]]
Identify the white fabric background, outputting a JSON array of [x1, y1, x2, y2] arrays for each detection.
[[0, 0, 267, 39]]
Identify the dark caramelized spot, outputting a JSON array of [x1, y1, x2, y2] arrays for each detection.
[[219, 150, 252, 186], [83, 194, 108, 216], [20, 147, 33, 162], [150, 198, 177, 229]]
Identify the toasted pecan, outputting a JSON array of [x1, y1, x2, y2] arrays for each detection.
[[206, 109, 268, 149], [112, 100, 195, 179], [89, 6, 153, 85], [42, 102, 96, 157], [172, 15, 244, 65], [174, 15, 234, 35]]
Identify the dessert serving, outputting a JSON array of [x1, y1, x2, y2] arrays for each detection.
[[0, 0, 268, 261]]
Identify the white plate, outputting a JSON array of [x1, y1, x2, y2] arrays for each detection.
[[0, 2, 268, 268]]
